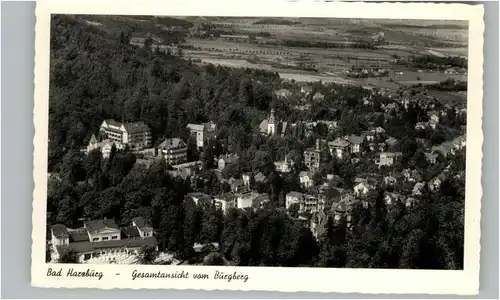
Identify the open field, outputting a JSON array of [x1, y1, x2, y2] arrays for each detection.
[[178, 38, 466, 87], [81, 15, 468, 90]]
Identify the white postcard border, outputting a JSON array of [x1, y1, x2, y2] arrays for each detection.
[[32, 0, 484, 295]]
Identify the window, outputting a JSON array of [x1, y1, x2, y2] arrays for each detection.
[[92, 237, 99, 242], [102, 236, 109, 241], [111, 236, 118, 240]]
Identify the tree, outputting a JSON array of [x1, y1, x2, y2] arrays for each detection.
[[58, 250, 79, 263], [138, 245, 159, 264], [46, 245, 53, 263], [288, 202, 300, 218], [143, 37, 153, 52]]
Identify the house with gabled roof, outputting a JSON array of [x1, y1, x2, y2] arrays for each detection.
[[312, 91, 325, 102], [328, 138, 350, 159], [353, 181, 374, 196], [412, 182, 426, 196], [158, 138, 188, 166], [132, 217, 154, 238], [275, 88, 293, 99], [344, 135, 364, 154]]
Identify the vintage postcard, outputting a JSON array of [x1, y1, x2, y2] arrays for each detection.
[[32, 0, 484, 295]]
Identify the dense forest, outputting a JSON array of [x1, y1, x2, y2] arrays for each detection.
[[48, 15, 465, 269]]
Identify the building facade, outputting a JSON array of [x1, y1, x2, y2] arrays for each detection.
[[100, 119, 152, 150], [186, 122, 216, 148], [158, 138, 188, 166], [50, 218, 158, 263], [304, 140, 322, 172]]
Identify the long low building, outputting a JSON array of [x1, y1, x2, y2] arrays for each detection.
[[50, 217, 158, 263]]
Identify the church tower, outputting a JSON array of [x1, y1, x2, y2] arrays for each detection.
[[267, 108, 276, 135]]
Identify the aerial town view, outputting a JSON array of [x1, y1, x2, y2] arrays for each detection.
[[46, 15, 468, 269]]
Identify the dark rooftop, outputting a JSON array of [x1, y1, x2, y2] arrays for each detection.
[[83, 219, 120, 233], [51, 224, 69, 238], [69, 229, 90, 242], [122, 225, 141, 238], [132, 217, 152, 230]]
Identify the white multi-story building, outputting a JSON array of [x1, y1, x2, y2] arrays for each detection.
[[186, 122, 216, 148], [99, 119, 152, 150]]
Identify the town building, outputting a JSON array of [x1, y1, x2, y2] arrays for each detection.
[[344, 135, 364, 154], [253, 194, 270, 210], [86, 134, 125, 158], [236, 191, 264, 210], [214, 193, 236, 214], [385, 137, 399, 149], [242, 173, 251, 188], [186, 122, 216, 148], [275, 88, 293, 99], [50, 218, 157, 263], [185, 192, 213, 208], [330, 201, 348, 222], [299, 171, 315, 188], [376, 152, 402, 167], [158, 138, 188, 166], [362, 131, 375, 142], [383, 174, 398, 186], [99, 119, 152, 150], [353, 181, 374, 196], [402, 169, 423, 183], [425, 152, 439, 164], [285, 191, 304, 210], [300, 85, 313, 96], [429, 119, 438, 129], [383, 191, 403, 204], [274, 155, 294, 173], [412, 182, 426, 196], [259, 109, 288, 136], [217, 154, 239, 171], [303, 194, 319, 213], [427, 111, 440, 123], [328, 138, 350, 159], [229, 177, 247, 193], [312, 92, 325, 102], [304, 140, 322, 172]]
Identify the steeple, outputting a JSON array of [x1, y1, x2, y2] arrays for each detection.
[[267, 108, 276, 135], [269, 108, 276, 124]]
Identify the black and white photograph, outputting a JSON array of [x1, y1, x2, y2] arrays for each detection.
[[32, 0, 484, 294]]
